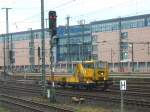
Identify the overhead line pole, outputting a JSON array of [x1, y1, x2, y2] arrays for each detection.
[[119, 17, 122, 72], [131, 43, 134, 72], [66, 16, 71, 72], [2, 8, 12, 35], [41, 0, 46, 96], [2, 7, 12, 77], [79, 20, 85, 62], [81, 20, 85, 62], [3, 35, 6, 78], [10, 34, 13, 72]]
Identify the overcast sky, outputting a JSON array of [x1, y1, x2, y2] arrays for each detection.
[[0, 0, 150, 34]]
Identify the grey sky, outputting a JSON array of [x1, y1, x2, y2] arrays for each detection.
[[0, 0, 150, 33]]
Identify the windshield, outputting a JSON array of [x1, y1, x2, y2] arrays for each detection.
[[95, 61, 106, 69], [83, 61, 106, 69], [83, 63, 94, 68]]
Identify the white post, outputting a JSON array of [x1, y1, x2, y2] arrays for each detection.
[[120, 80, 127, 112], [121, 90, 124, 112]]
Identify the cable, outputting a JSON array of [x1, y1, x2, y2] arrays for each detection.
[[11, 0, 76, 25]]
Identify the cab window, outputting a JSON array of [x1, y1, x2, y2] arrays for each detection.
[[83, 63, 94, 68]]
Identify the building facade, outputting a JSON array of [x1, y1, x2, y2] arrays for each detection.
[[0, 14, 150, 72], [91, 14, 150, 72], [57, 25, 91, 62], [0, 29, 51, 72]]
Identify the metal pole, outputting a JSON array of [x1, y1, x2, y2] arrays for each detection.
[[111, 48, 112, 63], [82, 22, 84, 61], [50, 34, 56, 102], [10, 34, 13, 72], [41, 0, 46, 97], [3, 35, 6, 78], [38, 46, 40, 73], [119, 17, 122, 72], [4, 8, 11, 34], [2, 8, 12, 75], [121, 90, 124, 112], [80, 20, 85, 62], [66, 16, 70, 72], [29, 28, 35, 71], [78, 43, 81, 61], [90, 23, 93, 60], [131, 43, 134, 72], [45, 18, 48, 29]]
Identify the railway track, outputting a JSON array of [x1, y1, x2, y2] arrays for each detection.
[[0, 94, 74, 112], [0, 80, 150, 109], [8, 72, 150, 79]]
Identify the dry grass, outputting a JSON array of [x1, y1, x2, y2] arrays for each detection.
[[31, 96, 113, 112], [0, 107, 10, 112]]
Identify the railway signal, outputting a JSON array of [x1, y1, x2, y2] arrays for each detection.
[[48, 11, 57, 103], [49, 11, 57, 37]]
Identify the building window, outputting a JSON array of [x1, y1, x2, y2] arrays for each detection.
[[29, 57, 34, 64], [29, 49, 34, 55], [92, 35, 97, 43], [147, 18, 150, 26], [120, 52, 128, 61], [92, 45, 98, 51], [122, 19, 144, 29], [92, 54, 98, 60], [120, 42, 128, 49], [59, 38, 67, 45], [12, 58, 15, 64], [121, 32, 128, 39]]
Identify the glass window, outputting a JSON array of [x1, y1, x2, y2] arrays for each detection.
[[84, 36, 91, 43], [122, 19, 144, 29], [92, 22, 119, 32], [59, 38, 67, 45], [29, 49, 34, 55], [120, 42, 128, 49], [96, 61, 105, 69], [92, 35, 97, 43], [112, 22, 119, 30], [83, 63, 94, 68], [120, 52, 128, 60], [92, 45, 98, 51], [29, 42, 34, 48], [29, 57, 34, 63], [92, 54, 98, 60], [147, 18, 150, 26], [121, 32, 128, 39], [59, 46, 67, 54]]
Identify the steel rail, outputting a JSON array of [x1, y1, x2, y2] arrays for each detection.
[[0, 94, 74, 112]]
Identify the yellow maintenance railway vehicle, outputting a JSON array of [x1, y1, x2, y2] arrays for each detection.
[[47, 60, 111, 90]]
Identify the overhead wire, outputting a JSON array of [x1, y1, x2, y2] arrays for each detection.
[[8, 0, 132, 26], [10, 0, 76, 26], [0, 0, 149, 28], [3, 0, 147, 32]]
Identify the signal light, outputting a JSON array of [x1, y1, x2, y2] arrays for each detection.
[[49, 11, 57, 37]]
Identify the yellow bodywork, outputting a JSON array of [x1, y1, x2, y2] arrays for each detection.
[[47, 61, 109, 84]]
